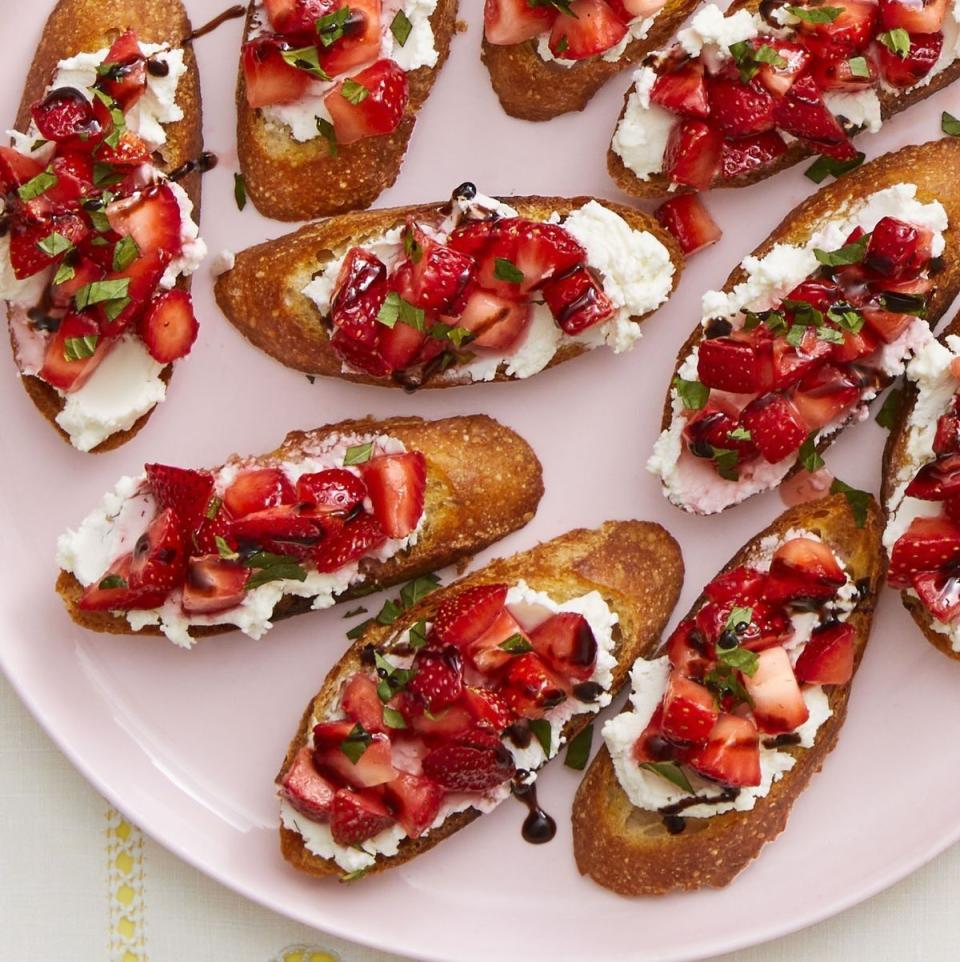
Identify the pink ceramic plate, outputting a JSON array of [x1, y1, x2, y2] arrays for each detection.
[[2, 1, 959, 959]]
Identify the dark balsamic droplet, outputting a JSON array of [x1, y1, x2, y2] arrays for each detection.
[[505, 721, 532, 749], [663, 814, 686, 835], [704, 317, 733, 339], [513, 780, 556, 845], [572, 681, 604, 703], [184, 4, 246, 42], [452, 181, 477, 201], [146, 58, 170, 77]]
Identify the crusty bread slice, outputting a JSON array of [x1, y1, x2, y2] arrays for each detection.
[[656, 138, 960, 514], [278, 519, 684, 878], [235, 0, 458, 221], [7, 0, 203, 452], [481, 0, 697, 122], [56, 414, 544, 637], [214, 194, 682, 387], [572, 493, 883, 895], [607, 0, 960, 198], [881, 314, 960, 661]]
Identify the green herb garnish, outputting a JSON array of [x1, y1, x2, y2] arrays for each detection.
[[814, 235, 869, 267], [112, 235, 140, 272], [493, 257, 524, 285], [798, 432, 825, 473], [943, 111, 960, 137], [528, 718, 552, 756], [98, 573, 127, 590], [341, 79, 369, 105], [786, 4, 842, 22], [339, 723, 372, 764], [17, 170, 57, 201], [343, 441, 374, 465], [875, 387, 903, 430], [564, 723, 593, 771], [804, 152, 865, 184], [640, 761, 694, 793], [878, 27, 910, 58], [37, 231, 73, 257], [243, 551, 308, 589], [281, 45, 331, 80], [673, 376, 709, 411], [63, 334, 99, 361], [390, 8, 413, 46], [377, 291, 425, 330], [233, 172, 246, 210], [499, 634, 534, 654], [830, 478, 870, 528]]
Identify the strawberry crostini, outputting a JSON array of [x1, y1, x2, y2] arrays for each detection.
[[56, 416, 545, 646], [609, 0, 960, 194], [650, 178, 949, 514], [883, 330, 960, 658], [4, 27, 205, 451], [215, 184, 680, 388]]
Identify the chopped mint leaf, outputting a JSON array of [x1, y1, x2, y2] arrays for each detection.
[[729, 40, 786, 82], [316, 6, 351, 46], [786, 4, 842, 22], [428, 321, 474, 348], [93, 162, 123, 187], [53, 261, 76, 285], [316, 117, 338, 156], [943, 111, 960, 137], [98, 573, 127, 590], [564, 723, 593, 771], [830, 478, 870, 528], [376, 598, 404, 625], [37, 231, 73, 257], [724, 606, 754, 634], [342, 606, 368, 619], [340, 867, 370, 882], [711, 447, 740, 482], [402, 226, 423, 263], [848, 55, 870, 77], [499, 634, 534, 654], [374, 652, 416, 703], [705, 663, 753, 708], [728, 426, 752, 442], [346, 618, 374, 640], [493, 257, 524, 285], [339, 723, 372, 764], [112, 235, 140, 272], [879, 291, 927, 317], [804, 151, 864, 184], [555, 34, 568, 54], [875, 387, 903, 430], [718, 643, 759, 676], [243, 551, 307, 589], [281, 45, 331, 80], [390, 8, 413, 45], [639, 761, 694, 793], [215, 536, 238, 560], [233, 172, 246, 210], [399, 573, 440, 609], [343, 441, 374, 465], [878, 27, 910, 58], [383, 706, 407, 729], [377, 291, 425, 331], [17, 169, 57, 201], [814, 235, 869, 267], [205, 495, 222, 520], [673, 375, 709, 410], [74, 278, 130, 311], [529, 718, 551, 756], [102, 296, 131, 322], [63, 334, 99, 362], [798, 432, 825, 473], [341, 79, 369, 105], [827, 304, 864, 333], [409, 619, 429, 650]]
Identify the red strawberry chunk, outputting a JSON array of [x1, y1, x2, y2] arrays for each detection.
[[695, 599, 792, 652], [467, 608, 532, 674], [663, 119, 723, 189], [501, 652, 567, 717], [224, 469, 295, 517], [661, 672, 718, 745], [831, 324, 879, 363], [797, 0, 878, 59], [96, 249, 169, 336], [454, 287, 532, 349], [753, 38, 811, 96], [407, 700, 475, 740], [383, 772, 444, 838], [331, 329, 390, 377], [888, 516, 960, 586], [377, 305, 429, 371], [96, 129, 152, 168], [651, 59, 710, 118], [666, 621, 714, 680], [264, 0, 336, 37], [632, 705, 679, 764], [278, 746, 337, 820], [934, 408, 960, 455], [880, 0, 948, 32], [181, 555, 248, 614], [9, 212, 88, 280], [402, 223, 476, 312], [810, 49, 879, 90], [484, 0, 557, 44], [743, 646, 809, 734], [768, 536, 845, 596], [229, 504, 330, 558], [330, 246, 388, 346], [30, 87, 100, 143], [361, 451, 426, 538], [340, 673, 386, 733], [697, 335, 763, 392], [720, 131, 788, 180], [78, 552, 169, 611], [409, 646, 464, 712], [792, 363, 864, 429], [241, 37, 311, 108], [529, 612, 598, 682], [296, 468, 366, 514], [911, 568, 960, 622], [311, 512, 386, 571], [422, 730, 516, 791], [0, 146, 43, 193], [319, 0, 382, 76], [330, 788, 395, 845], [477, 218, 586, 296], [50, 256, 104, 308], [686, 713, 761, 787], [38, 311, 111, 392], [707, 76, 776, 136], [145, 463, 215, 538], [99, 29, 147, 110], [541, 265, 615, 334], [654, 194, 721, 257], [548, 0, 627, 59], [138, 289, 198, 363], [128, 508, 187, 590], [447, 219, 496, 259], [704, 565, 767, 604], [325, 59, 409, 145], [683, 401, 760, 463], [740, 393, 807, 463], [772, 75, 851, 151], [462, 686, 514, 731], [106, 184, 183, 257], [795, 622, 857, 684], [865, 216, 932, 279], [905, 452, 960, 500], [315, 731, 397, 788], [433, 584, 509, 648]]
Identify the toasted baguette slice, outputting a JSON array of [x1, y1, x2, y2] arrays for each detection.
[[6, 0, 203, 453], [881, 314, 960, 661], [235, 0, 457, 221], [481, 0, 697, 122], [57, 414, 543, 639], [278, 519, 684, 878], [573, 493, 883, 895], [651, 138, 960, 515], [608, 0, 960, 199], [214, 194, 681, 388]]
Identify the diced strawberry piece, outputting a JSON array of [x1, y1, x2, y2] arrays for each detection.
[[695, 599, 792, 652], [224, 468, 295, 517], [797, 0, 878, 58], [468, 608, 532, 674], [705, 566, 767, 604], [683, 400, 760, 463], [312, 720, 356, 747], [47, 153, 95, 206], [315, 730, 397, 788], [766, 536, 846, 602], [795, 622, 857, 684], [811, 49, 878, 90], [181, 555, 249, 613], [609, 0, 667, 14], [241, 37, 311, 108], [330, 246, 388, 346], [788, 277, 845, 310], [484, 0, 557, 44], [792, 363, 863, 429], [888, 516, 960, 586], [686, 713, 761, 787], [947, 496, 960, 525], [193, 506, 235, 556], [96, 129, 152, 167], [663, 119, 723, 189], [402, 223, 476, 312], [406, 699, 475, 739], [831, 324, 879, 362], [651, 60, 710, 118], [319, 0, 382, 76], [38, 311, 111, 392], [271, 0, 338, 40], [882, 35, 945, 93], [330, 788, 395, 845], [753, 38, 811, 96], [743, 646, 809, 734], [934, 410, 960, 455], [661, 672, 718, 745], [107, 184, 182, 259], [697, 335, 763, 392], [310, 512, 386, 571], [145, 463, 215, 537], [433, 584, 509, 648], [541, 265, 614, 334], [296, 468, 366, 514], [462, 686, 514, 731], [50, 256, 103, 308], [127, 508, 186, 594], [78, 552, 169, 611], [707, 76, 776, 136], [422, 729, 516, 791], [654, 194, 721, 256], [772, 75, 851, 151], [0, 146, 43, 193], [447, 219, 496, 259], [340, 674, 386, 733], [454, 287, 532, 349], [477, 218, 586, 296], [632, 705, 679, 764], [666, 621, 713, 680], [905, 452, 960, 500], [720, 130, 788, 180], [860, 304, 913, 343], [31, 87, 100, 143], [377, 312, 428, 371], [325, 59, 408, 145], [9, 212, 88, 279], [99, 29, 147, 110], [138, 289, 198, 363], [740, 393, 807, 463], [278, 746, 336, 820], [548, 0, 627, 59], [409, 646, 464, 712], [382, 772, 444, 838], [529, 612, 598, 682], [769, 327, 833, 390], [501, 652, 567, 717], [229, 504, 329, 558], [95, 249, 169, 336], [360, 451, 426, 538], [911, 568, 960, 622], [865, 217, 932, 279], [880, 0, 948, 32]]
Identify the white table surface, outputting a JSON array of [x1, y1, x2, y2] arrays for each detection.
[[1, 670, 958, 962]]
